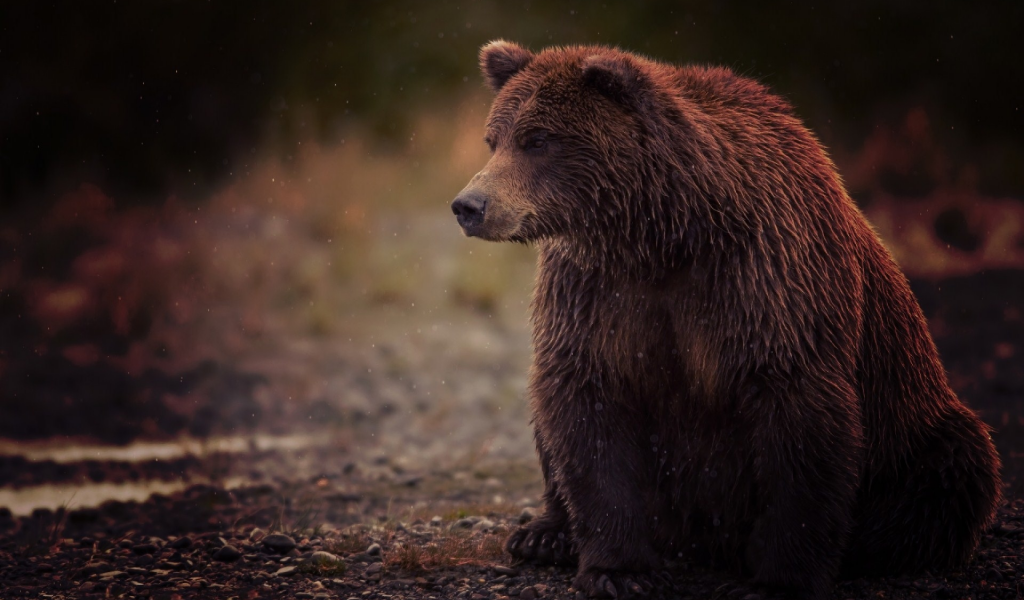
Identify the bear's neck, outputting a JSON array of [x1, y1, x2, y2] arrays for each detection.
[[539, 234, 680, 283]]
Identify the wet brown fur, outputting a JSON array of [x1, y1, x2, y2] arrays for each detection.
[[452, 41, 1002, 600]]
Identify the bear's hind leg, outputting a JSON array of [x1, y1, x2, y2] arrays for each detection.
[[844, 405, 1001, 576]]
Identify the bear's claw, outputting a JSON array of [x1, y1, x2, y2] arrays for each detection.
[[712, 582, 780, 600], [506, 517, 577, 565], [573, 569, 658, 598]]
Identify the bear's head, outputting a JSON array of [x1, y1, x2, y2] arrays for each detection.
[[452, 41, 661, 246]]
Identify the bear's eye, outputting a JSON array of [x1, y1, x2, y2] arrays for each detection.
[[484, 137, 496, 153], [524, 135, 547, 153]]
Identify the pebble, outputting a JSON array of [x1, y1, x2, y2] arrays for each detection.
[[213, 545, 243, 562], [472, 518, 496, 531], [275, 566, 298, 576], [263, 533, 297, 554], [78, 561, 112, 576], [132, 542, 158, 554], [169, 536, 193, 549], [430, 515, 443, 527], [249, 527, 266, 542], [518, 507, 538, 524], [310, 551, 344, 564], [493, 565, 518, 576], [366, 542, 382, 556], [134, 554, 155, 567], [364, 563, 382, 576]]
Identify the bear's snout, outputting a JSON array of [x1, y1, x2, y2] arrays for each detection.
[[451, 191, 489, 235]]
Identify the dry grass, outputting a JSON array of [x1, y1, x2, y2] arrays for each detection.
[[298, 558, 348, 577], [384, 528, 509, 572], [325, 529, 375, 556], [15, 505, 70, 556]]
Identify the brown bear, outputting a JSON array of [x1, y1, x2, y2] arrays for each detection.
[[451, 41, 1001, 600]]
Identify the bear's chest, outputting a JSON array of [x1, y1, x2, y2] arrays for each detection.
[[535, 276, 679, 377], [533, 265, 725, 402]]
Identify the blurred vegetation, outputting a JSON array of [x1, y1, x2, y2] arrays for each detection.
[[2, 0, 1023, 208], [2, 1, 1023, 449]]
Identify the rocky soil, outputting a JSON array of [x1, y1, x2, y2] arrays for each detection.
[[0, 471, 1021, 600]]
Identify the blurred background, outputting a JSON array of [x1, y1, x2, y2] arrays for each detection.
[[1, 1, 1022, 515]]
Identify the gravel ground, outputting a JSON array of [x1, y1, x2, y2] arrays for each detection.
[[0, 471, 1021, 600]]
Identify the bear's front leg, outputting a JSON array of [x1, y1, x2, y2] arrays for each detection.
[[507, 433, 577, 565], [532, 374, 661, 599], [741, 373, 864, 600]]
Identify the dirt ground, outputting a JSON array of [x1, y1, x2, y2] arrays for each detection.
[[0, 461, 1021, 600]]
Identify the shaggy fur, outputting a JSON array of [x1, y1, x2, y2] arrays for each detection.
[[450, 41, 1001, 600]]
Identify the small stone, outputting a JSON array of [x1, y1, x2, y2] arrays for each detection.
[[134, 554, 155, 567], [132, 543, 158, 555], [275, 566, 298, 576], [454, 518, 475, 529], [99, 570, 128, 580], [430, 515, 443, 527], [518, 507, 537, 524], [249, 527, 266, 542], [169, 536, 193, 549], [472, 519, 496, 531], [493, 565, 518, 576], [364, 563, 382, 576], [263, 533, 297, 554], [295, 593, 314, 599], [366, 542, 381, 556], [213, 545, 243, 562], [520, 586, 538, 600], [310, 551, 344, 565], [78, 560, 113, 577]]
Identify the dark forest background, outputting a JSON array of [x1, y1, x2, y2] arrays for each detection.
[[3, 0, 1023, 209]]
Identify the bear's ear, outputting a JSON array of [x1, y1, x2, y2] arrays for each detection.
[[582, 54, 648, 110], [480, 40, 534, 93]]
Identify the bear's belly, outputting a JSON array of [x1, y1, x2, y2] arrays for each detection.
[[650, 414, 760, 567]]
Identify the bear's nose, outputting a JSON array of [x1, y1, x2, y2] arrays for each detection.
[[451, 192, 488, 230]]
